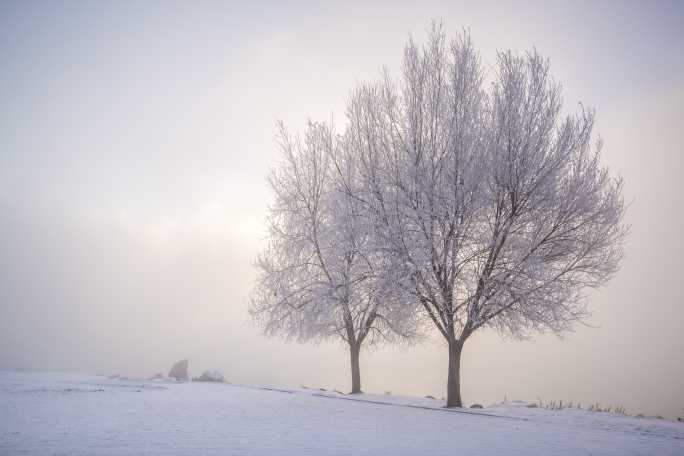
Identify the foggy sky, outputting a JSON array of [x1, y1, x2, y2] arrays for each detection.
[[1, 1, 683, 418]]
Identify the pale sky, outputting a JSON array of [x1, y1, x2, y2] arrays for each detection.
[[1, 0, 683, 419]]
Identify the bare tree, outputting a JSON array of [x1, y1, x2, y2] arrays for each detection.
[[250, 121, 416, 394], [345, 24, 628, 407]]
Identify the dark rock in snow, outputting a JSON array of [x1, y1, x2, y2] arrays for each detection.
[[193, 370, 224, 382], [425, 395, 436, 400], [470, 404, 484, 409], [168, 359, 189, 381]]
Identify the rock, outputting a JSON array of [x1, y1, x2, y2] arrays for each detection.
[[470, 404, 484, 409], [194, 370, 224, 382], [425, 395, 436, 400], [168, 359, 189, 381], [526, 403, 538, 408]]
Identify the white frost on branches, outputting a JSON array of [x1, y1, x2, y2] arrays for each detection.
[[344, 24, 627, 345], [250, 121, 418, 349]]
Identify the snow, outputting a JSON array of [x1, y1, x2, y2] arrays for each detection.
[[1, 371, 682, 455]]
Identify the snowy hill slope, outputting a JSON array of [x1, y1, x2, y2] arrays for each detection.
[[1, 371, 682, 455]]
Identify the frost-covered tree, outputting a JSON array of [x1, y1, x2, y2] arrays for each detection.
[[345, 24, 628, 407], [250, 121, 416, 394]]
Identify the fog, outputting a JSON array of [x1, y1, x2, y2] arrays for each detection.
[[1, 1, 683, 418]]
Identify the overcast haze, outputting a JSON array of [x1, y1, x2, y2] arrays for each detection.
[[1, 1, 683, 419]]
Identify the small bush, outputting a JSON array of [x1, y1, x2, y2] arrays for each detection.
[[536, 398, 628, 415]]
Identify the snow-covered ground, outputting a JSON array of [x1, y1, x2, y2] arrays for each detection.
[[1, 370, 682, 455]]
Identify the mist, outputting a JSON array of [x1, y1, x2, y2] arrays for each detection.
[[1, 0, 683, 420]]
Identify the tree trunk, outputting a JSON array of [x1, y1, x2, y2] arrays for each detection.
[[446, 340, 463, 407], [349, 342, 362, 394]]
